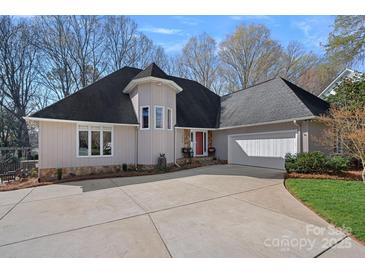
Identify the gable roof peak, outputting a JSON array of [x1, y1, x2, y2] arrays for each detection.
[[134, 62, 168, 80]]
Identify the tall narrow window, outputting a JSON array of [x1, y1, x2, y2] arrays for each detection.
[[91, 128, 101, 156], [78, 127, 89, 156], [155, 106, 164, 129], [167, 108, 172, 130], [141, 106, 150, 129], [103, 130, 112, 155]]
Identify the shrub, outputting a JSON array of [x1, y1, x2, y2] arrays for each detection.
[[56, 168, 62, 180], [326, 155, 350, 173], [30, 168, 38, 178], [285, 152, 350, 174]]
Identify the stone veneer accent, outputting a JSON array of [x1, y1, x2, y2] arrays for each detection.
[[208, 130, 213, 148], [183, 129, 191, 147], [39, 164, 133, 181]]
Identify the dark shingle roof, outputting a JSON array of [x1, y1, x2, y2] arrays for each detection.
[[30, 67, 141, 124], [219, 77, 329, 128], [171, 76, 221, 128], [30, 64, 329, 129], [134, 63, 168, 80], [30, 64, 220, 128]]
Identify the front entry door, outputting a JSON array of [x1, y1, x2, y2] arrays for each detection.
[[195, 132, 204, 155]]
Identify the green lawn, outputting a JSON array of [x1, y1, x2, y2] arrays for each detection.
[[286, 178, 365, 243]]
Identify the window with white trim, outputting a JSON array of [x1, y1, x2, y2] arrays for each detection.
[[141, 106, 150, 129], [78, 125, 113, 157], [167, 108, 172, 130], [154, 106, 164, 129]]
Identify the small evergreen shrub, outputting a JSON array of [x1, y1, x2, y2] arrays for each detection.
[[56, 168, 62, 180], [326, 155, 350, 173], [285, 152, 349, 174]]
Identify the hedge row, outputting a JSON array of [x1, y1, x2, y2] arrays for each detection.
[[285, 152, 350, 173]]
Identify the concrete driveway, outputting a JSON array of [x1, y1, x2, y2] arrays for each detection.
[[0, 164, 364, 258]]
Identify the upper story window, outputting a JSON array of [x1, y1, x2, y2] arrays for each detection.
[[77, 125, 113, 157], [140, 106, 150, 129], [154, 106, 164, 129], [167, 108, 173, 130]]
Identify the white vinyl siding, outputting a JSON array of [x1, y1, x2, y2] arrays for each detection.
[[39, 121, 136, 169]]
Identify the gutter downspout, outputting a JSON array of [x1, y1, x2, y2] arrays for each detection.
[[293, 120, 302, 153], [174, 125, 180, 167], [135, 126, 138, 170]]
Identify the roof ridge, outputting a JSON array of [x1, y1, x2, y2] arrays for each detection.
[[221, 77, 278, 98], [279, 77, 329, 116]]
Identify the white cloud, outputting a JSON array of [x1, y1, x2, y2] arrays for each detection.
[[292, 17, 333, 50], [172, 16, 201, 26], [140, 27, 181, 35]]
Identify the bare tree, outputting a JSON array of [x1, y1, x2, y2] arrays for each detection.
[[320, 107, 365, 182], [177, 33, 221, 92], [219, 24, 282, 92], [67, 16, 106, 88], [35, 16, 78, 100], [0, 16, 39, 147], [279, 41, 319, 83], [104, 16, 138, 71]]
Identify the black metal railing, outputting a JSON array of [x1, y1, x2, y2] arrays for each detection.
[[0, 160, 21, 183]]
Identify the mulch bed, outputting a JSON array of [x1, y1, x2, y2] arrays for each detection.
[[0, 177, 53, 192], [0, 160, 226, 192], [286, 170, 363, 181]]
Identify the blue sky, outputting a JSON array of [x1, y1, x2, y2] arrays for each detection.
[[130, 15, 335, 56]]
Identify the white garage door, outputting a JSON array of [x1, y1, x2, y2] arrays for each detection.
[[228, 130, 297, 169]]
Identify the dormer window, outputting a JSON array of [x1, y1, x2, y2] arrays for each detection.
[[141, 106, 150, 129], [154, 106, 164, 129]]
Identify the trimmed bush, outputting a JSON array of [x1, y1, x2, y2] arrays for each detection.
[[326, 155, 350, 173], [285, 152, 349, 174]]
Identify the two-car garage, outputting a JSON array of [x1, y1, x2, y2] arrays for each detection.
[[227, 130, 298, 170]]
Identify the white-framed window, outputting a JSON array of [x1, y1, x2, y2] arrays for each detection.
[[77, 125, 113, 157], [140, 106, 150, 130], [167, 108, 173, 130], [154, 105, 164, 129]]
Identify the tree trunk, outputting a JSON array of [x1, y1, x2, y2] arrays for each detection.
[[362, 166, 365, 183], [17, 117, 30, 148]]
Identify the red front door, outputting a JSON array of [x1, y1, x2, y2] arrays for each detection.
[[195, 132, 203, 155]]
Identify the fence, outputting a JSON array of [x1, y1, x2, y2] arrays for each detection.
[[0, 160, 21, 183], [0, 153, 38, 183], [0, 147, 34, 161]]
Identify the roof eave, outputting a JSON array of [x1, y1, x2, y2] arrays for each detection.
[[24, 116, 139, 127]]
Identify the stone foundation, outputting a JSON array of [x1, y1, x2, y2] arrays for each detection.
[[39, 164, 136, 181], [39, 162, 177, 181], [176, 156, 217, 166]]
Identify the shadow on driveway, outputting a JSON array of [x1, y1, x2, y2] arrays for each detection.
[[60, 164, 285, 192]]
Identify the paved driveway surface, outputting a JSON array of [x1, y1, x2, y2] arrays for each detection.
[[0, 165, 364, 258]]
